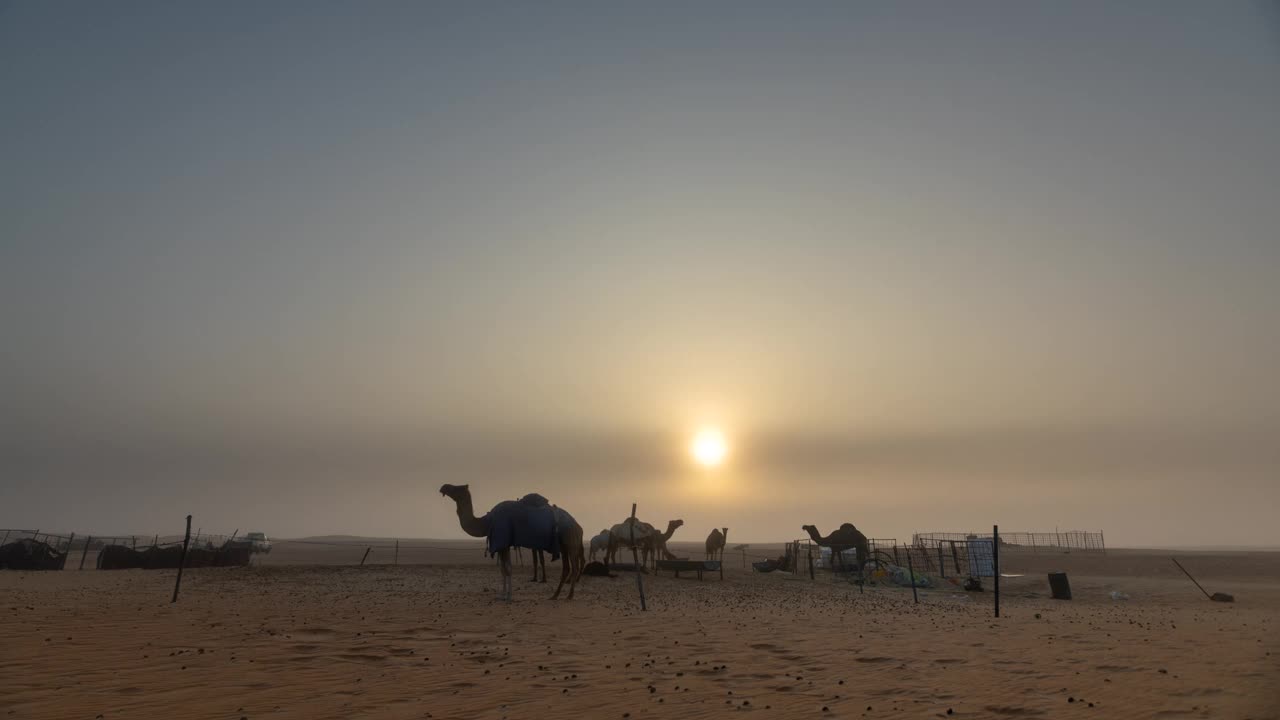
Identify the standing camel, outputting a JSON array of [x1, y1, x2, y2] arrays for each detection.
[[801, 523, 870, 571], [646, 519, 685, 569], [439, 485, 584, 601], [588, 530, 611, 562], [606, 517, 655, 569], [705, 527, 728, 561]]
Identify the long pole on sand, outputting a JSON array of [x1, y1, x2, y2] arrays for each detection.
[[906, 548, 919, 603], [993, 525, 1001, 618], [171, 516, 192, 603], [629, 503, 647, 611]]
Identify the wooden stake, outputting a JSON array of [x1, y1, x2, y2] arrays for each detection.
[[395, 539, 399, 566], [360, 547, 372, 566], [79, 536, 92, 570], [629, 503, 646, 610], [807, 545, 814, 581], [171, 515, 192, 603]]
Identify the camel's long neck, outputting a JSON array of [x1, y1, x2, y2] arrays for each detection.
[[804, 527, 824, 544], [661, 523, 678, 541], [451, 493, 490, 538]]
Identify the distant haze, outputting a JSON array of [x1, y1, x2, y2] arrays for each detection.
[[3, 2, 1278, 547]]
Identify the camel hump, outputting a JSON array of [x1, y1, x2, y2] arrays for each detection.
[[519, 493, 550, 507]]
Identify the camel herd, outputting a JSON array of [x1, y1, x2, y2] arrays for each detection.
[[440, 483, 867, 602]]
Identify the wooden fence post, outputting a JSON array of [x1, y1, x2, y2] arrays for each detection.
[[807, 545, 814, 581], [360, 547, 372, 565], [171, 516, 193, 603], [395, 539, 399, 566]]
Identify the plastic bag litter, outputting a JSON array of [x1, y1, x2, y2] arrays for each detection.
[[885, 564, 932, 588]]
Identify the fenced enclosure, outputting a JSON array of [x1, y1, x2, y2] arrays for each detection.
[[0, 528, 259, 570], [912, 529, 1106, 553]]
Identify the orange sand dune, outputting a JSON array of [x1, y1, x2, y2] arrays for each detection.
[[2, 546, 1277, 719]]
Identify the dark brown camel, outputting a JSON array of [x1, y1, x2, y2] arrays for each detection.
[[440, 484, 584, 601], [802, 523, 870, 571]]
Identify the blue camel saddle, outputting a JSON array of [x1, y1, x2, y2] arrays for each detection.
[[484, 493, 567, 561]]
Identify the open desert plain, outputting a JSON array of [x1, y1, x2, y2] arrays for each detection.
[[3, 544, 1277, 720]]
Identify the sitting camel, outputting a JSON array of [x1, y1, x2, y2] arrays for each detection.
[[705, 527, 728, 561], [588, 529, 611, 562], [802, 523, 870, 571], [439, 484, 584, 601]]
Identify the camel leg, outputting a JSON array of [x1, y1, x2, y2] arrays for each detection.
[[568, 546, 583, 600], [539, 551, 547, 583], [551, 549, 570, 599], [498, 548, 512, 602]]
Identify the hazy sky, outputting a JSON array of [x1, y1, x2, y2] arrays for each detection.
[[3, 2, 1279, 547]]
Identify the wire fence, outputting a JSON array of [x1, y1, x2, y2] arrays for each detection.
[[912, 530, 1106, 553]]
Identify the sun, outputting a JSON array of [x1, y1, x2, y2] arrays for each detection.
[[691, 428, 728, 467]]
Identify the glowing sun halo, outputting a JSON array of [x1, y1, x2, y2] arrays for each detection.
[[691, 428, 728, 467]]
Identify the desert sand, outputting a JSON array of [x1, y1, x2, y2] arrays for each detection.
[[2, 543, 1277, 719]]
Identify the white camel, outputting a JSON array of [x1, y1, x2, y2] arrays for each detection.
[[606, 517, 656, 568]]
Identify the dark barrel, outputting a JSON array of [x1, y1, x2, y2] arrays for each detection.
[[1048, 571, 1072, 600]]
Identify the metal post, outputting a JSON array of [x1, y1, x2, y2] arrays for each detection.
[[1171, 558, 1214, 600], [171, 516, 193, 603], [993, 525, 1000, 618], [937, 543, 945, 579], [395, 539, 399, 566], [79, 536, 92, 570], [629, 503, 646, 610], [807, 545, 814, 581], [906, 548, 918, 603], [360, 547, 371, 565]]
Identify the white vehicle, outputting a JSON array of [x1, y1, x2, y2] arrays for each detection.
[[244, 532, 272, 554]]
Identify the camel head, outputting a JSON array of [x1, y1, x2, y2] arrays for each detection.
[[721, 527, 729, 542], [801, 524, 817, 535], [668, 519, 685, 531], [439, 484, 470, 501]]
